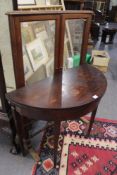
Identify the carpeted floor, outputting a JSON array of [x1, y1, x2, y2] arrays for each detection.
[[32, 117, 117, 175]]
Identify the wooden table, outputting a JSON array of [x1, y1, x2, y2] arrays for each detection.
[[6, 64, 107, 166]]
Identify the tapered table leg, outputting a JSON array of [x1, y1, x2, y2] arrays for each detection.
[[54, 121, 60, 167], [87, 107, 98, 137], [9, 112, 20, 154], [22, 117, 40, 161], [11, 106, 27, 156]]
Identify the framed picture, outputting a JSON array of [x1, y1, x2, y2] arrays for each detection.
[[31, 21, 46, 38], [23, 54, 33, 80], [36, 30, 48, 42], [26, 38, 48, 71], [44, 38, 54, 58], [18, 0, 36, 5], [68, 19, 84, 54], [21, 22, 35, 44], [45, 58, 54, 77]]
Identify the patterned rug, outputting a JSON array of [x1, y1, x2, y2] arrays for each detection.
[[32, 117, 117, 175]]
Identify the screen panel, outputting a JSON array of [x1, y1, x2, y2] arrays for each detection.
[[21, 20, 55, 84]]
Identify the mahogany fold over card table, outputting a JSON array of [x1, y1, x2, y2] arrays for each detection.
[[6, 64, 107, 166]]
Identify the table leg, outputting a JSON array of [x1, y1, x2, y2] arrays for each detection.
[[86, 107, 98, 137], [11, 106, 27, 156], [9, 112, 20, 154], [54, 121, 60, 167], [22, 117, 40, 161]]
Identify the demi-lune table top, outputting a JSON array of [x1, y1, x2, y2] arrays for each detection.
[[6, 64, 107, 111]]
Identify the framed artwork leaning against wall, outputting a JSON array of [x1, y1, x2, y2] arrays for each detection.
[[26, 38, 48, 71]]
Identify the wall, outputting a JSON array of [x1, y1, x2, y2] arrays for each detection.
[[0, 0, 15, 90], [110, 0, 117, 9]]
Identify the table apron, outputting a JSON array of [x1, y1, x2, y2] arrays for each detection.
[[15, 99, 100, 121]]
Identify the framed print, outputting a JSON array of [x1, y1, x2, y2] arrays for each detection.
[[44, 38, 54, 58], [36, 30, 48, 42], [31, 21, 46, 38], [68, 19, 84, 54], [21, 22, 35, 44], [23, 54, 33, 80], [45, 21, 55, 39], [45, 58, 54, 77], [18, 0, 36, 6], [26, 38, 48, 71]]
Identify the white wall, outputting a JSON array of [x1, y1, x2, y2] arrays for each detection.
[[110, 0, 117, 9], [0, 0, 15, 90]]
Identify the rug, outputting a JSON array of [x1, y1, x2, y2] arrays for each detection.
[[32, 117, 117, 175]]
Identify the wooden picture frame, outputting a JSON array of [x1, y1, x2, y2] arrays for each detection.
[[18, 0, 36, 6], [26, 38, 48, 71]]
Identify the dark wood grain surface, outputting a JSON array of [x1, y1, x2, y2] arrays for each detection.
[[6, 64, 107, 110]]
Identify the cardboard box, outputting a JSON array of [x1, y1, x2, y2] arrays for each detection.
[[92, 50, 110, 67], [94, 65, 108, 73]]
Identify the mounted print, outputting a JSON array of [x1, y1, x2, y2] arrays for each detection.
[[18, 0, 36, 6], [26, 38, 48, 71], [21, 22, 35, 44], [31, 21, 46, 38]]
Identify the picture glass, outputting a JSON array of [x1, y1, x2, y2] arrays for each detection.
[[21, 20, 55, 84]]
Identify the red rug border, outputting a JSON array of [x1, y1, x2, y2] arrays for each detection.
[[32, 116, 117, 175], [85, 116, 117, 123]]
